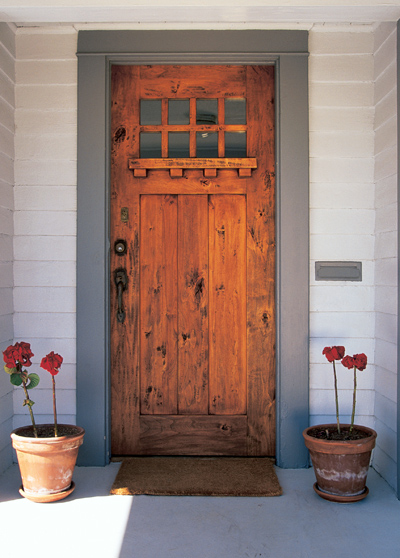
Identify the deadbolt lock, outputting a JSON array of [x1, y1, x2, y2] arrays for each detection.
[[114, 240, 127, 255]]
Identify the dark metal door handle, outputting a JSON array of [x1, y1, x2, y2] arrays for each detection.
[[114, 269, 127, 323]]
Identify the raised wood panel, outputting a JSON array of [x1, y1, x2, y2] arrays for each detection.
[[139, 415, 248, 455], [177, 195, 209, 414], [208, 194, 247, 415], [140, 195, 178, 415]]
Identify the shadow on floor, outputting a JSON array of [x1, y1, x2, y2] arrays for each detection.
[[1, 464, 400, 558]]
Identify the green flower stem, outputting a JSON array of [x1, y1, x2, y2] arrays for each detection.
[[350, 366, 357, 434], [333, 360, 340, 435], [22, 382, 38, 438], [52, 376, 58, 437]]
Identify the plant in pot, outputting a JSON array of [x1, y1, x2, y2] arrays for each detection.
[[3, 341, 85, 503], [303, 345, 377, 503]]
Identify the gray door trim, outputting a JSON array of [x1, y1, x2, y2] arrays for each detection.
[[76, 30, 309, 467]]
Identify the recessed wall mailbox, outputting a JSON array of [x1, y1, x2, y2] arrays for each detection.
[[315, 261, 362, 282]]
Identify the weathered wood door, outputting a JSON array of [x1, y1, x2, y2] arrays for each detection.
[[110, 65, 275, 456]]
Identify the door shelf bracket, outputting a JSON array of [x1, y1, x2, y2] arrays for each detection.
[[128, 158, 257, 179]]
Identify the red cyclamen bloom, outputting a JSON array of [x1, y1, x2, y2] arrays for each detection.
[[342, 353, 367, 371], [40, 351, 63, 376], [341, 355, 354, 369], [3, 345, 20, 368], [322, 346, 345, 362], [18, 342, 34, 367], [353, 353, 367, 371], [2, 342, 34, 369]]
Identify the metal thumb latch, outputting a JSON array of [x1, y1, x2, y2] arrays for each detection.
[[114, 269, 127, 323]]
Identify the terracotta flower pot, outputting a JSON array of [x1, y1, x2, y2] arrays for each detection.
[[11, 424, 85, 503], [303, 424, 377, 503]]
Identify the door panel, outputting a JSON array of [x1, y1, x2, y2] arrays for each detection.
[[111, 65, 275, 456], [208, 194, 246, 416], [177, 195, 209, 415], [140, 194, 178, 415]]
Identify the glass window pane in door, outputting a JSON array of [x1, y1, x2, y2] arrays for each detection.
[[140, 132, 162, 158], [140, 100, 162, 125], [168, 132, 190, 157], [225, 98, 246, 125], [225, 132, 247, 157], [196, 99, 218, 125], [168, 99, 190, 125], [196, 132, 218, 157]]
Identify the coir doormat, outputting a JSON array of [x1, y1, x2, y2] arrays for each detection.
[[110, 457, 282, 497]]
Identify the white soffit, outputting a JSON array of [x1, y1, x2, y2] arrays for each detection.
[[1, 2, 400, 25]]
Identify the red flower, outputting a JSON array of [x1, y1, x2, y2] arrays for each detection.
[[40, 352, 63, 376], [342, 353, 367, 371], [18, 342, 34, 367], [341, 355, 354, 369], [3, 342, 33, 368], [353, 353, 367, 371], [322, 346, 345, 362], [3, 345, 19, 368]]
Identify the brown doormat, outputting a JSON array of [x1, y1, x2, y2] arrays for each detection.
[[110, 457, 282, 497]]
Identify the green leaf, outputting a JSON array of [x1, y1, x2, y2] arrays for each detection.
[[26, 373, 40, 390], [4, 366, 17, 375], [10, 373, 23, 387]]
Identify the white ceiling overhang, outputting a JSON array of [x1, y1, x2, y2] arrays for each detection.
[[1, 1, 400, 25]]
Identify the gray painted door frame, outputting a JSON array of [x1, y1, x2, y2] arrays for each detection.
[[76, 30, 309, 467]]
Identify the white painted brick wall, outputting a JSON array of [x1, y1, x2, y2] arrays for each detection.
[[13, 26, 78, 429], [309, 26, 376, 431], [0, 22, 15, 474], [373, 22, 397, 491]]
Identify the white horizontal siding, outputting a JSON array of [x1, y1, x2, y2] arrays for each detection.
[[14, 185, 76, 211], [310, 130, 374, 158], [373, 22, 398, 491], [309, 29, 374, 55], [310, 82, 373, 107], [14, 210, 76, 236], [310, 312, 375, 338], [15, 160, 77, 185], [311, 209, 375, 235], [309, 54, 374, 82], [13, 27, 78, 430], [310, 183, 375, 211], [311, 234, 375, 262], [310, 285, 374, 312], [15, 110, 77, 134], [309, 107, 374, 132], [14, 260, 76, 287], [309, 25, 376, 434], [16, 60, 77, 84]]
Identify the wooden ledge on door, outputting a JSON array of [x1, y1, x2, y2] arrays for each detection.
[[128, 158, 257, 178]]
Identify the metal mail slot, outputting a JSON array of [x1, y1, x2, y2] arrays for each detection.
[[315, 261, 362, 282]]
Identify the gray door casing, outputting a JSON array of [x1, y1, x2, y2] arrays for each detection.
[[76, 30, 309, 467]]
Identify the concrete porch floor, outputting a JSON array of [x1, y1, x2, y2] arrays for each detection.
[[0, 463, 399, 558]]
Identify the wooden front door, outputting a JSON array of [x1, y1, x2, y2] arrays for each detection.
[[110, 65, 275, 456]]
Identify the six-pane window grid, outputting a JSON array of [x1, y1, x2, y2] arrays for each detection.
[[139, 98, 247, 159]]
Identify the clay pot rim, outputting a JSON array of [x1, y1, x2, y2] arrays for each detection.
[[303, 423, 377, 454], [11, 424, 85, 443]]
